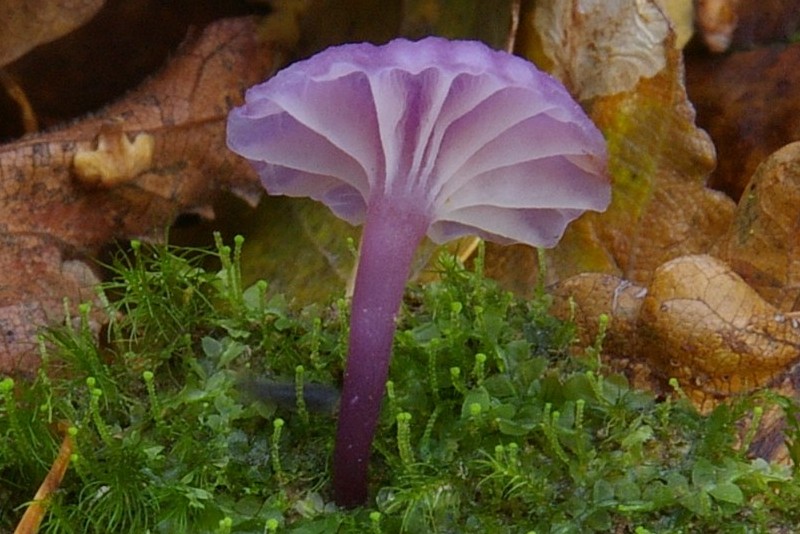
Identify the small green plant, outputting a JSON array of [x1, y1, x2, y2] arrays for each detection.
[[1, 236, 800, 532]]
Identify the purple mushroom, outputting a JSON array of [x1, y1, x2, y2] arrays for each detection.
[[227, 36, 610, 507]]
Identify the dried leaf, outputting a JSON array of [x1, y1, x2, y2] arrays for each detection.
[[0, 234, 100, 375], [550, 255, 800, 412], [490, 0, 732, 296], [637, 255, 800, 409], [549, 141, 800, 445], [714, 142, 800, 311], [686, 43, 800, 200], [527, 0, 671, 100], [548, 271, 656, 391], [2, 17, 269, 249], [0, 17, 273, 373], [0, 0, 104, 67]]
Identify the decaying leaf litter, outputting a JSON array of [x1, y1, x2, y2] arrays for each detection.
[[1, 0, 800, 494], [0, 15, 272, 373]]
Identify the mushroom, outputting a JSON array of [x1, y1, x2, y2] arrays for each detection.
[[226, 36, 610, 507]]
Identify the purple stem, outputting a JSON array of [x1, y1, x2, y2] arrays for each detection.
[[333, 195, 430, 507]]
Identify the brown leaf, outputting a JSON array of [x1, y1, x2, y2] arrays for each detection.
[[0, 234, 100, 375], [637, 254, 800, 409], [0, 0, 104, 67], [731, 0, 800, 49], [0, 17, 273, 374], [714, 141, 800, 311], [550, 255, 800, 412], [548, 271, 657, 392], [548, 142, 800, 456], [1, 17, 269, 249], [686, 43, 800, 200]]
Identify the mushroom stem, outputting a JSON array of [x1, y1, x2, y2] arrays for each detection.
[[333, 196, 431, 507]]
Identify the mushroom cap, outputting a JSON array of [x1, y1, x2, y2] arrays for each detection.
[[227, 37, 610, 247]]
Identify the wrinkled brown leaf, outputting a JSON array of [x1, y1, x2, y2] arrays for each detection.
[[0, 0, 104, 67], [0, 17, 272, 374], [637, 254, 800, 409]]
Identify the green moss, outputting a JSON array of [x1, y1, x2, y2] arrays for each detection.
[[1, 236, 799, 532]]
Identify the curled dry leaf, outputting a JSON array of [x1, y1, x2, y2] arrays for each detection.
[[529, 0, 670, 100], [0, 0, 104, 67], [0, 16, 272, 374]]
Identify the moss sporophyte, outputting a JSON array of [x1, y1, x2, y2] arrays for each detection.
[[3, 237, 800, 531], [227, 36, 610, 507]]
